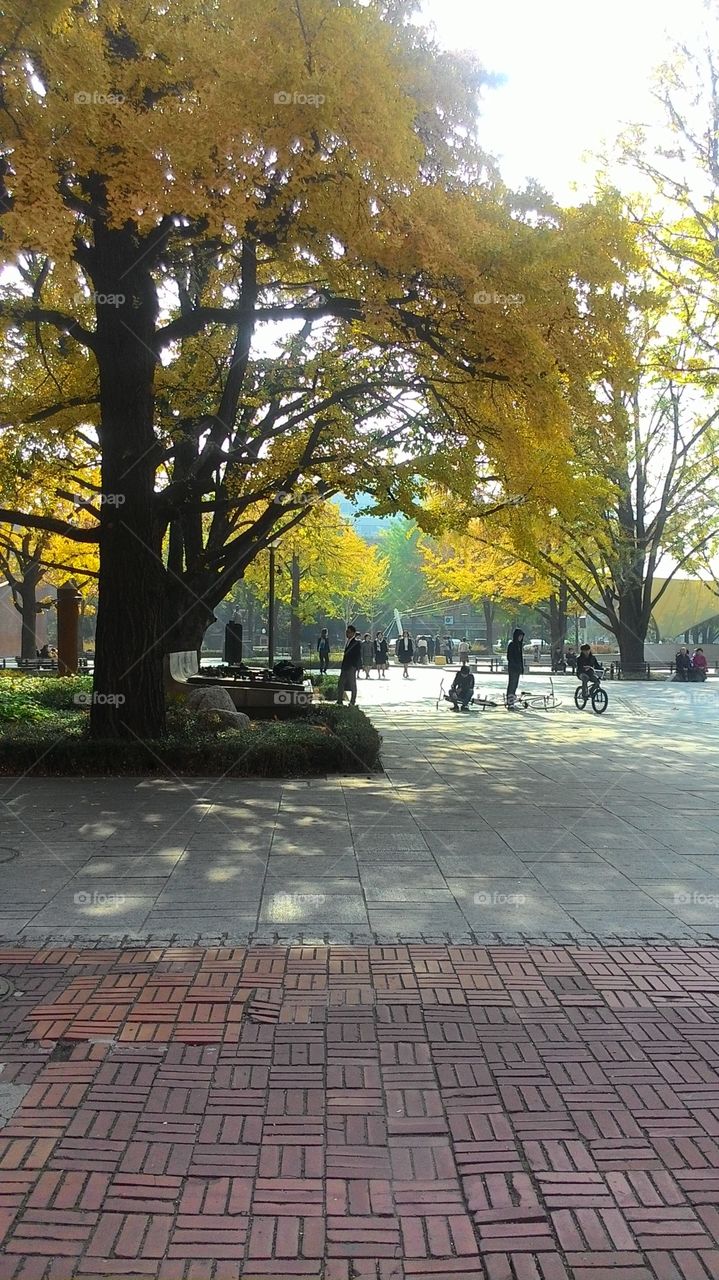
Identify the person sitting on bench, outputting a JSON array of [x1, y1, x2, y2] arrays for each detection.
[[691, 648, 708, 682], [447, 663, 475, 711]]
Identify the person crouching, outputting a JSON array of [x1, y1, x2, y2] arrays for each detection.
[[448, 663, 475, 712]]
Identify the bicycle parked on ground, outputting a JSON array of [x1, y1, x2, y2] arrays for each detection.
[[574, 666, 609, 714]]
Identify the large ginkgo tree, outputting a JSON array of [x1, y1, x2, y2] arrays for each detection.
[[0, 0, 635, 737]]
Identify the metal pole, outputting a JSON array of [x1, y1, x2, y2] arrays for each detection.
[[574, 613, 579, 647], [268, 545, 276, 668]]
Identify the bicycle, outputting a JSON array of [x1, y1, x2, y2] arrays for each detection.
[[574, 667, 609, 714], [505, 677, 562, 711], [436, 678, 498, 711]]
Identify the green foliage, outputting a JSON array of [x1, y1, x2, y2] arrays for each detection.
[[0, 702, 381, 775], [0, 672, 93, 723]]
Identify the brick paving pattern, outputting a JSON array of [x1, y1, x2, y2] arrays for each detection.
[[2, 943, 719, 1276]]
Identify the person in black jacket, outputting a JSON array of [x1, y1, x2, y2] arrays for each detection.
[[447, 664, 475, 711], [396, 630, 414, 678], [674, 647, 692, 681], [506, 628, 525, 708], [373, 630, 389, 679], [336, 626, 362, 705], [576, 643, 602, 696], [317, 628, 331, 675]]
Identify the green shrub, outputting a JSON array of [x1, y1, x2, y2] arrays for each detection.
[[319, 678, 339, 700], [0, 672, 93, 717], [0, 702, 382, 775]]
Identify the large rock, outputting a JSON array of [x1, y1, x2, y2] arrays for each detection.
[[187, 685, 251, 730]]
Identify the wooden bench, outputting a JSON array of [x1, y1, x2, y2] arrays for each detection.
[[166, 651, 314, 710]]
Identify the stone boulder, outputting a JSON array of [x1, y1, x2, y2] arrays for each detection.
[[186, 685, 251, 730]]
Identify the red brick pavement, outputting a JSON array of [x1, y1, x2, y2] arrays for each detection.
[[2, 944, 719, 1277]]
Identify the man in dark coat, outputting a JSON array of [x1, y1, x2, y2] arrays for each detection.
[[336, 625, 362, 705], [447, 664, 475, 711], [506, 628, 525, 708]]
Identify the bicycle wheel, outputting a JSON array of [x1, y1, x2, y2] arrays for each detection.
[[591, 687, 608, 714], [574, 685, 587, 710]]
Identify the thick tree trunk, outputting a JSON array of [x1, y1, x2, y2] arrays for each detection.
[[289, 554, 301, 662], [548, 580, 568, 655], [89, 224, 166, 739], [18, 569, 41, 660], [616, 586, 647, 669]]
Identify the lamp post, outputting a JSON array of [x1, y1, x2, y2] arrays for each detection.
[[268, 541, 280, 667]]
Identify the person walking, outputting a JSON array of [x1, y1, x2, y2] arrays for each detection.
[[360, 632, 374, 679], [396, 630, 414, 678], [373, 630, 389, 678], [336, 625, 362, 705], [506, 628, 525, 708], [317, 628, 331, 676], [443, 636, 454, 663], [458, 637, 470, 664]]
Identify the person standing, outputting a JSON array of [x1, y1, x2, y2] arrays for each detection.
[[373, 630, 389, 679], [435, 634, 442, 663], [506, 628, 525, 708], [443, 636, 454, 663], [317, 628, 331, 675], [427, 635, 435, 662], [396, 630, 414, 678], [360, 632, 374, 679], [417, 635, 428, 665], [458, 637, 470, 664], [336, 626, 362, 705]]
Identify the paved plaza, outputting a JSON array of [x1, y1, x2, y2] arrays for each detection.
[[1, 671, 719, 1277], [0, 669, 717, 946], [2, 942, 719, 1279]]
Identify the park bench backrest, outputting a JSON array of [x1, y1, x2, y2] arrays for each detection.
[[168, 651, 199, 683]]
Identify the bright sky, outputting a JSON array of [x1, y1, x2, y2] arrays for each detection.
[[420, 0, 710, 201]]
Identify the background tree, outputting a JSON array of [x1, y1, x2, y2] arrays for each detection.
[[244, 504, 388, 656]]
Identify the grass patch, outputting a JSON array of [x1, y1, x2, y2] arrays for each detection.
[[0, 685, 382, 776]]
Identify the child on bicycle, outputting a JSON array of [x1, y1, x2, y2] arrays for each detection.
[[576, 644, 602, 696]]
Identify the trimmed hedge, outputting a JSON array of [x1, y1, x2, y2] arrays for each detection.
[[0, 702, 382, 776]]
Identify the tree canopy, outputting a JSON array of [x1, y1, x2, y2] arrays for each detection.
[[0, 0, 637, 735]]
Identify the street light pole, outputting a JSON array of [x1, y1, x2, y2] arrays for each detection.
[[268, 544, 276, 668]]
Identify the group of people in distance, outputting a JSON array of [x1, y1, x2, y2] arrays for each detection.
[[675, 646, 709, 682]]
